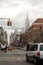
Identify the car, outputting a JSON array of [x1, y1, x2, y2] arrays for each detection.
[[26, 43, 43, 64], [8, 46, 13, 51]]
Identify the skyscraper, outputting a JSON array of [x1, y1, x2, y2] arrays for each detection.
[[25, 12, 30, 30]]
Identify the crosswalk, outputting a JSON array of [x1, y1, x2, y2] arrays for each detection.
[[0, 49, 26, 62], [0, 49, 26, 55], [0, 56, 26, 62]]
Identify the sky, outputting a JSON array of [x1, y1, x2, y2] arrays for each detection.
[[0, 0, 43, 30], [0, 0, 43, 44]]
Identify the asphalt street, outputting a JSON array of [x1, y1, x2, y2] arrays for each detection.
[[0, 49, 34, 65], [0, 60, 34, 65]]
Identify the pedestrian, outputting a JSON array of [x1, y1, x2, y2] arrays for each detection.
[[1, 43, 7, 53], [1, 43, 5, 51]]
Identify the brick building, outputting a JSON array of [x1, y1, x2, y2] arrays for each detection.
[[0, 27, 4, 43], [25, 18, 43, 43]]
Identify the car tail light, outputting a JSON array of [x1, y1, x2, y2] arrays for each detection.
[[37, 52, 40, 57]]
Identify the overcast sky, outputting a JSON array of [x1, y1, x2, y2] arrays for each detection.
[[0, 0, 43, 43], [0, 0, 43, 30]]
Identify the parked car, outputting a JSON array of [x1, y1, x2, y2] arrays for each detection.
[[8, 46, 13, 51], [26, 43, 43, 64]]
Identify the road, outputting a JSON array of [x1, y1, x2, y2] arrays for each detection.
[[0, 49, 34, 65], [0, 60, 34, 65]]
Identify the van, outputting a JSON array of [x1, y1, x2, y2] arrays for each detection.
[[26, 43, 43, 64]]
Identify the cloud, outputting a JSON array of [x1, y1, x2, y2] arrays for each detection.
[[0, 0, 43, 8], [0, 0, 19, 8], [0, 0, 43, 29], [27, 0, 43, 7]]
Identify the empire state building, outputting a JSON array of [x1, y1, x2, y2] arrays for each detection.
[[25, 13, 30, 31]]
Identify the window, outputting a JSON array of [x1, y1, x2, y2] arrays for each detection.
[[30, 45, 38, 51], [40, 45, 43, 51]]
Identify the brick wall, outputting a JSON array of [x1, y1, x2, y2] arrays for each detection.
[[26, 18, 43, 43]]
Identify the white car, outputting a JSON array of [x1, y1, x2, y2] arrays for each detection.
[[26, 43, 43, 64]]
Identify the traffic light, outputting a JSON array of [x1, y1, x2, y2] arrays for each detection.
[[7, 18, 12, 26]]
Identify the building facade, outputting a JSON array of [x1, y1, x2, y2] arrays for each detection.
[[25, 18, 43, 44], [4, 31, 8, 44], [0, 27, 4, 43]]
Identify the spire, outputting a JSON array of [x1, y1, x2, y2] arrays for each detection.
[[27, 12, 28, 20], [25, 12, 30, 30]]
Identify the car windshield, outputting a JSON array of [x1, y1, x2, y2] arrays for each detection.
[[40, 45, 43, 51]]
